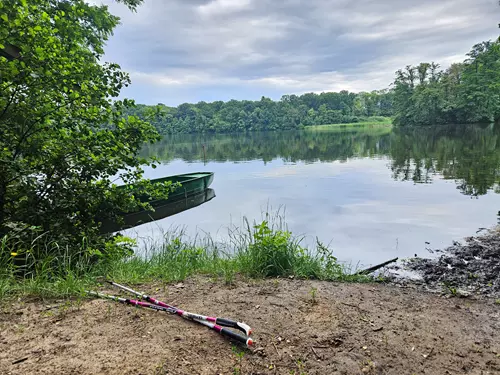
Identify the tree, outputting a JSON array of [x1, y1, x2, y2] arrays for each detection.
[[127, 90, 394, 134], [460, 40, 500, 124], [417, 63, 430, 84], [392, 38, 500, 126], [0, 0, 174, 273]]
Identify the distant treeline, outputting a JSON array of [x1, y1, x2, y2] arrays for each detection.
[[126, 91, 393, 134], [392, 38, 500, 126]]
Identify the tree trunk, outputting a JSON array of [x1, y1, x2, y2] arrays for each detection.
[[0, 172, 6, 236]]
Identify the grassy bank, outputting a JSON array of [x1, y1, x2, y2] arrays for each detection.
[[0, 216, 369, 300], [306, 116, 392, 131]]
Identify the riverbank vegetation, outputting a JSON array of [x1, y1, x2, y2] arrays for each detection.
[[127, 92, 394, 134], [0, 216, 368, 300], [0, 0, 174, 277], [392, 38, 500, 126], [306, 116, 392, 130]]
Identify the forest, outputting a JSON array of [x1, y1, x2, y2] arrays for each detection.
[[127, 90, 393, 134], [392, 38, 500, 126], [129, 37, 500, 133]]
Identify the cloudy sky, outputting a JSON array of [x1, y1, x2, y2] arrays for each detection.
[[99, 0, 499, 106]]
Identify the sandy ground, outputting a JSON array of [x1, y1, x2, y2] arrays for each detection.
[[1, 277, 499, 375]]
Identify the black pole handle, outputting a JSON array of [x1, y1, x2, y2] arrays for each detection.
[[216, 318, 237, 327], [220, 328, 253, 347], [216, 318, 252, 336]]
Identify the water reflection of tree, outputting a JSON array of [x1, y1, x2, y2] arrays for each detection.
[[142, 126, 392, 164], [390, 124, 500, 197], [143, 124, 500, 198]]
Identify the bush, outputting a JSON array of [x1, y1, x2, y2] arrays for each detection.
[[0, 0, 173, 275], [242, 221, 298, 277], [235, 219, 355, 280]]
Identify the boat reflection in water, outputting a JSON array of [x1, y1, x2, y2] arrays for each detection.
[[101, 188, 216, 233]]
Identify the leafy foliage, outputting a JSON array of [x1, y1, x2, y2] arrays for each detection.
[[1, 216, 371, 300], [0, 0, 174, 274], [127, 91, 394, 134], [243, 221, 303, 277], [234, 218, 362, 280], [392, 38, 500, 126]]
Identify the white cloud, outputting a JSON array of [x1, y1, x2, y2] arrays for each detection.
[[96, 0, 500, 104], [197, 0, 252, 16]]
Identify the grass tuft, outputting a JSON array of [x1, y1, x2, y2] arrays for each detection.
[[1, 213, 371, 301]]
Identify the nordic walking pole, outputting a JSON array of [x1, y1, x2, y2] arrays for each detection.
[[87, 291, 253, 347], [107, 280, 252, 336]]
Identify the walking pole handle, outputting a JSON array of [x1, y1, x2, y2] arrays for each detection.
[[220, 327, 254, 347], [216, 318, 252, 336]]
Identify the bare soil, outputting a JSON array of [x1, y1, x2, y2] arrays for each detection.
[[1, 277, 499, 375]]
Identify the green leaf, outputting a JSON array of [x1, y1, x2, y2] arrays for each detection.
[[0, 0, 166, 276]]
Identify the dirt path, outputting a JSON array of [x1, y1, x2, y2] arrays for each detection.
[[1, 278, 499, 375]]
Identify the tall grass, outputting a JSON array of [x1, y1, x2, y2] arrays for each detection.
[[306, 116, 392, 131], [0, 213, 370, 300]]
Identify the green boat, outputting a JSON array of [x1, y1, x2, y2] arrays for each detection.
[[128, 172, 214, 208], [99, 172, 215, 233], [100, 188, 216, 233]]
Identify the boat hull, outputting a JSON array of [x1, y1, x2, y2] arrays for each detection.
[[146, 172, 214, 207], [100, 188, 216, 233]]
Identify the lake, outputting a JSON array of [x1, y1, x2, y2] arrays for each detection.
[[125, 123, 500, 267]]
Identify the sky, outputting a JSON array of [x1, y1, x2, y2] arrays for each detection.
[[97, 0, 500, 106]]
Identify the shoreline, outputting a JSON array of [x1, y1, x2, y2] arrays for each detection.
[[390, 227, 500, 299], [2, 222, 499, 301], [304, 119, 392, 131]]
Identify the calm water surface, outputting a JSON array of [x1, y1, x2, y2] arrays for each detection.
[[125, 124, 500, 266]]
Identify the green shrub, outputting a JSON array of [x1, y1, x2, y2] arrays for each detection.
[[0, 0, 173, 276], [236, 220, 355, 280], [242, 221, 297, 277]]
